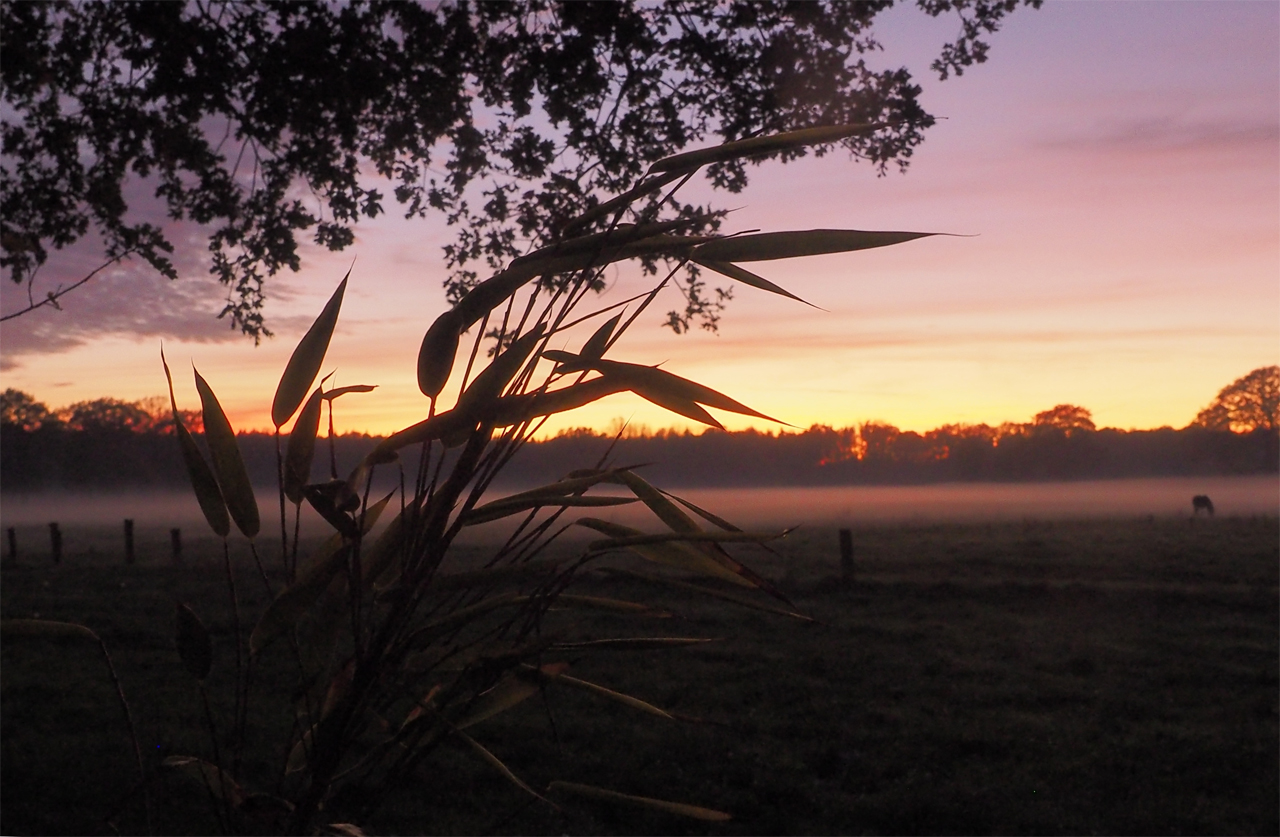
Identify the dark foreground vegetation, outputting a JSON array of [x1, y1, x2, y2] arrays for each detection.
[[4, 516, 1276, 836]]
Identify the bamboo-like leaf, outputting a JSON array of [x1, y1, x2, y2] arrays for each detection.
[[163, 349, 229, 537], [602, 568, 817, 624], [163, 756, 246, 808], [461, 494, 637, 526], [651, 122, 881, 173], [630, 382, 724, 429], [409, 594, 528, 642], [692, 228, 936, 263], [272, 273, 347, 427], [454, 729, 552, 806], [286, 726, 312, 774], [660, 489, 742, 532], [174, 602, 212, 681], [547, 781, 731, 822], [533, 667, 672, 719], [600, 360, 782, 423], [423, 558, 567, 595], [580, 311, 624, 361], [195, 368, 260, 538], [250, 542, 350, 655], [324, 823, 366, 837], [693, 259, 815, 307], [284, 387, 323, 505], [321, 384, 377, 401], [1, 618, 99, 642], [610, 470, 699, 534], [551, 594, 671, 615], [549, 637, 716, 651], [418, 309, 464, 398], [455, 662, 569, 729], [455, 324, 546, 419], [573, 519, 753, 587]]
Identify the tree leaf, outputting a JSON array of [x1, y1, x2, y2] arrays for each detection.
[[195, 368, 260, 538], [692, 228, 936, 263], [284, 387, 324, 505], [693, 259, 815, 307], [174, 602, 212, 680], [163, 348, 229, 537], [651, 122, 882, 173], [547, 781, 731, 822], [272, 272, 347, 427]]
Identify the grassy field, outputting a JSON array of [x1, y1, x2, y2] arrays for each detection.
[[2, 515, 1277, 835]]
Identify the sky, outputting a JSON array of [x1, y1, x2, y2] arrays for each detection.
[[2, 1, 1277, 439]]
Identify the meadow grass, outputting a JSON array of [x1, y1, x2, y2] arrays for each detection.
[[3, 515, 1277, 835]]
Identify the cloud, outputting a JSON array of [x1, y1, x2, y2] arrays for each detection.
[[1039, 115, 1279, 157]]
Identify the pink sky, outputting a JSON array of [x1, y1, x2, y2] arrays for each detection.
[[3, 1, 1277, 438]]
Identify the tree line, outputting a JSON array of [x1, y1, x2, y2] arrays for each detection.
[[3, 366, 1275, 491]]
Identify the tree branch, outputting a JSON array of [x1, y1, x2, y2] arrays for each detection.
[[0, 251, 138, 322]]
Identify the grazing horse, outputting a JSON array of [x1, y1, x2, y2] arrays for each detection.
[[1192, 495, 1215, 516]]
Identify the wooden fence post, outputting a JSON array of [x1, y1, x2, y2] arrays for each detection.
[[5, 527, 16, 565], [839, 528, 854, 585], [124, 519, 135, 565], [49, 522, 62, 565], [170, 528, 183, 565]]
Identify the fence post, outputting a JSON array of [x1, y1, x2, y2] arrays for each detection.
[[839, 528, 854, 585], [5, 527, 16, 565], [170, 528, 183, 566], [124, 519, 135, 565], [49, 522, 62, 565]]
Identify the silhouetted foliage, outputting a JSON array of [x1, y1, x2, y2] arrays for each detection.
[[2, 0, 1038, 335], [1193, 366, 1280, 434]]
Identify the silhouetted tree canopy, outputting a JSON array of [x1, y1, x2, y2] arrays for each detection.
[[1193, 366, 1280, 434], [1033, 404, 1095, 434], [0, 388, 52, 431], [2, 0, 1038, 337]]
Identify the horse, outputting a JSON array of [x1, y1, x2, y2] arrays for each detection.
[[1192, 495, 1215, 516]]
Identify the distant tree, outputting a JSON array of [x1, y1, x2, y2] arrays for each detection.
[[59, 397, 156, 433], [1, 0, 1038, 336], [0, 388, 53, 430], [1192, 365, 1280, 433], [1032, 404, 1096, 434]]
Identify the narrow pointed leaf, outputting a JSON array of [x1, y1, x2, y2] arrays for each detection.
[[594, 359, 781, 423], [455, 662, 568, 729], [455, 324, 546, 419], [163, 350, 229, 536], [423, 558, 567, 595], [547, 781, 731, 822], [163, 756, 246, 808], [418, 309, 463, 398], [551, 594, 671, 615], [602, 568, 817, 624], [692, 229, 935, 263], [175, 602, 212, 680], [284, 387, 324, 504], [2, 618, 99, 642], [195, 368, 259, 538], [272, 274, 347, 427], [651, 122, 881, 173], [549, 637, 716, 651], [454, 730, 552, 806], [321, 384, 376, 401], [631, 383, 724, 429], [580, 311, 624, 361], [461, 494, 637, 526], [574, 519, 753, 587], [533, 668, 673, 719], [693, 259, 815, 307]]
